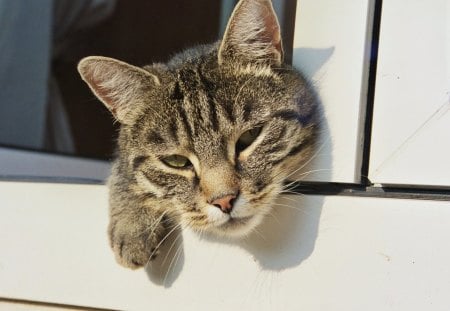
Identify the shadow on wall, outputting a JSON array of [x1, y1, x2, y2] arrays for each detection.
[[145, 226, 185, 287], [242, 46, 334, 271], [239, 48, 334, 269], [145, 46, 334, 285], [293, 47, 335, 80]]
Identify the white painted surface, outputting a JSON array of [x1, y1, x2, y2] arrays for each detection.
[[370, 0, 450, 187], [0, 301, 79, 311], [292, 0, 374, 183], [1, 181, 449, 311], [0, 147, 110, 182]]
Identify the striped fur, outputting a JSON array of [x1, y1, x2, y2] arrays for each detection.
[[78, 0, 318, 269]]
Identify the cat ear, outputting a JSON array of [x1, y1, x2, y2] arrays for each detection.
[[78, 56, 160, 124], [218, 0, 283, 66]]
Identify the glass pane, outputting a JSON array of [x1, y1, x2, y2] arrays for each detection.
[[0, 0, 295, 160], [0, 0, 222, 159]]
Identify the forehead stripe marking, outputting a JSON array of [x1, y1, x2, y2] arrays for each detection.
[[148, 130, 165, 144], [132, 156, 148, 170], [242, 101, 253, 122], [168, 120, 179, 143], [197, 69, 219, 131], [272, 108, 316, 126], [178, 102, 194, 138]]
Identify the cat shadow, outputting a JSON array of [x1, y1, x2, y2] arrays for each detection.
[[292, 47, 335, 78], [227, 47, 334, 270], [237, 189, 326, 271], [238, 106, 332, 271], [144, 225, 184, 288]]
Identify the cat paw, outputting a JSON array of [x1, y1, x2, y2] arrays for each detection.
[[109, 225, 161, 269], [114, 238, 160, 269]]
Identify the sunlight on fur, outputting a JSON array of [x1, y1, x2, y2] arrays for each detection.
[[78, 0, 318, 270]]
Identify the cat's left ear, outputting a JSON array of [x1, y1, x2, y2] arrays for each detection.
[[218, 0, 283, 66], [78, 56, 160, 124]]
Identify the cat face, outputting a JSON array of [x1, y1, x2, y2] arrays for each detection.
[[125, 60, 316, 236], [78, 0, 317, 237]]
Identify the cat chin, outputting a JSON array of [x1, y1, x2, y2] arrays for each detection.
[[207, 213, 266, 238], [198, 197, 270, 238]]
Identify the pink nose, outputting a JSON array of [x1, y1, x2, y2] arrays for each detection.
[[211, 194, 237, 214]]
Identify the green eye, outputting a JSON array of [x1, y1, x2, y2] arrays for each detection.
[[236, 127, 262, 152], [161, 155, 192, 169]]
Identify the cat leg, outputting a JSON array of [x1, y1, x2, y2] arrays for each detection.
[[108, 200, 170, 269]]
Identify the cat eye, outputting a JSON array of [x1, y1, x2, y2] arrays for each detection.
[[161, 155, 192, 169], [236, 127, 262, 152]]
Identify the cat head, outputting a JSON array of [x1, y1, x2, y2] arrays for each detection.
[[78, 0, 317, 237]]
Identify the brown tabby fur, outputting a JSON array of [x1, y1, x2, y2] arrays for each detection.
[[78, 0, 318, 269]]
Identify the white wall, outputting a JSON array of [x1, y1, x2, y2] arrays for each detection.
[[0, 181, 449, 311], [293, 0, 374, 183], [370, 0, 450, 187]]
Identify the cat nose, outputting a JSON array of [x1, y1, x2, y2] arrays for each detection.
[[210, 193, 238, 214]]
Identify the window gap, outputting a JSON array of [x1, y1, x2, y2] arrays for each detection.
[[286, 181, 450, 201], [360, 0, 383, 186]]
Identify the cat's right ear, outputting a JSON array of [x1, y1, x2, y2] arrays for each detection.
[[78, 56, 160, 124], [218, 0, 283, 66]]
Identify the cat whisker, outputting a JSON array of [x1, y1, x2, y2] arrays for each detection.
[[276, 195, 303, 203], [282, 137, 330, 181], [146, 222, 183, 267], [281, 187, 303, 194], [251, 226, 267, 242], [163, 240, 184, 285], [266, 210, 281, 225], [156, 218, 196, 270], [161, 230, 184, 267], [282, 168, 333, 190], [271, 149, 330, 184], [137, 211, 170, 237], [279, 190, 305, 196], [271, 202, 312, 216], [289, 167, 333, 179]]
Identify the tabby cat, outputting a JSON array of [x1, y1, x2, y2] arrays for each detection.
[[78, 0, 317, 269]]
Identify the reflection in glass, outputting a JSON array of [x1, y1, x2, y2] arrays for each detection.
[[0, 0, 294, 160]]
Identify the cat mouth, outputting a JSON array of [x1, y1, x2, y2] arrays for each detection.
[[218, 215, 253, 229]]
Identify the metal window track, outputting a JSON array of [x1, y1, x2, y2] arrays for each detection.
[[288, 181, 450, 201]]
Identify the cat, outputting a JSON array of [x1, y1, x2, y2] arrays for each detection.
[[78, 0, 318, 269]]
